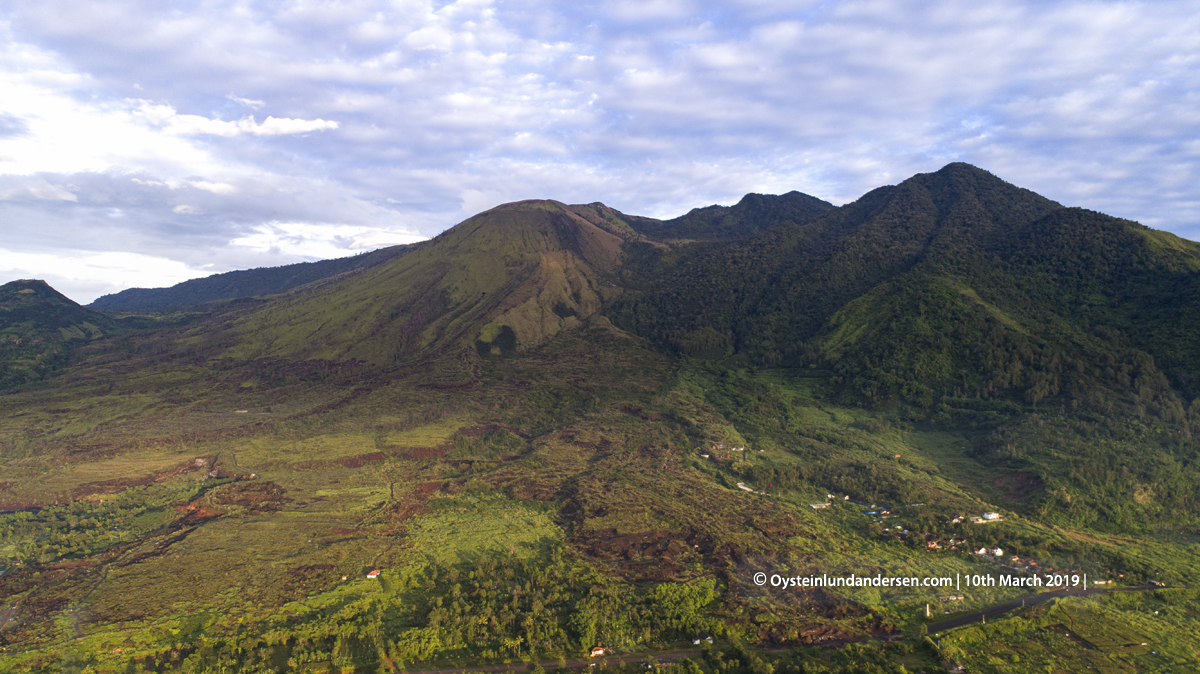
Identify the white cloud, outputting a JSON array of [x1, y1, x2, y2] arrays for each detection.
[[0, 177, 77, 201], [230, 221, 427, 259], [405, 25, 455, 51], [2, 0, 1200, 302], [227, 94, 265, 109], [131, 101, 338, 136], [607, 0, 694, 22], [251, 116, 339, 135], [187, 179, 237, 194], [0, 247, 214, 304], [0, 56, 224, 177], [349, 227, 433, 249]]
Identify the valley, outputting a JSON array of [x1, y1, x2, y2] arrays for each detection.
[[1, 164, 1199, 673]]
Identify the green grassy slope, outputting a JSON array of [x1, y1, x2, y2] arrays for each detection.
[[192, 200, 642, 369]]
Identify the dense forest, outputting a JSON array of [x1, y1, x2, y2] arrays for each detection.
[[611, 165, 1200, 420], [624, 191, 835, 242]]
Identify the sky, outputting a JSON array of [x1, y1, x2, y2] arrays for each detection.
[[2, 0, 1198, 304]]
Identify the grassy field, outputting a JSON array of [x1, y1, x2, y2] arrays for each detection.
[[939, 590, 1200, 673], [1, 324, 1198, 673]]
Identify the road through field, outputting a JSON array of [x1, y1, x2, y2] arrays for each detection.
[[403, 584, 1169, 674], [928, 583, 1163, 634]]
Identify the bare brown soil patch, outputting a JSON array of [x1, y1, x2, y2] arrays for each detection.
[[412, 481, 443, 497], [402, 445, 449, 460], [338, 451, 387, 468], [378, 480, 443, 534], [572, 528, 701, 581], [176, 498, 225, 523], [212, 481, 290, 512], [797, 623, 860, 645], [283, 563, 338, 599], [484, 464, 569, 501]]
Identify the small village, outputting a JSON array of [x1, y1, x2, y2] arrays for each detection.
[[700, 445, 1116, 602]]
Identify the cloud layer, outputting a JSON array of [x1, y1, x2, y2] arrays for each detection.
[[2, 0, 1198, 302]]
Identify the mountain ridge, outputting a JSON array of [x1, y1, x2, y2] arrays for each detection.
[[88, 243, 417, 313], [200, 199, 641, 369], [3, 163, 1200, 672], [625, 189, 836, 241], [609, 162, 1200, 417]]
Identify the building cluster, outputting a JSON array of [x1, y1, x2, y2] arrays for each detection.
[[735, 482, 767, 495], [699, 443, 760, 462], [801, 499, 1126, 589], [923, 537, 967, 550], [864, 508, 898, 521], [968, 512, 1004, 524]]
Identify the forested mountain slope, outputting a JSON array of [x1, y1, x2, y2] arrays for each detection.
[[88, 243, 416, 313], [625, 190, 836, 241], [610, 163, 1200, 418], [0, 279, 117, 389]]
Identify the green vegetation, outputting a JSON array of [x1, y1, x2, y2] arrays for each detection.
[[1, 163, 1199, 673], [87, 244, 415, 313], [0, 280, 117, 389], [940, 590, 1200, 673], [625, 191, 835, 242]]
